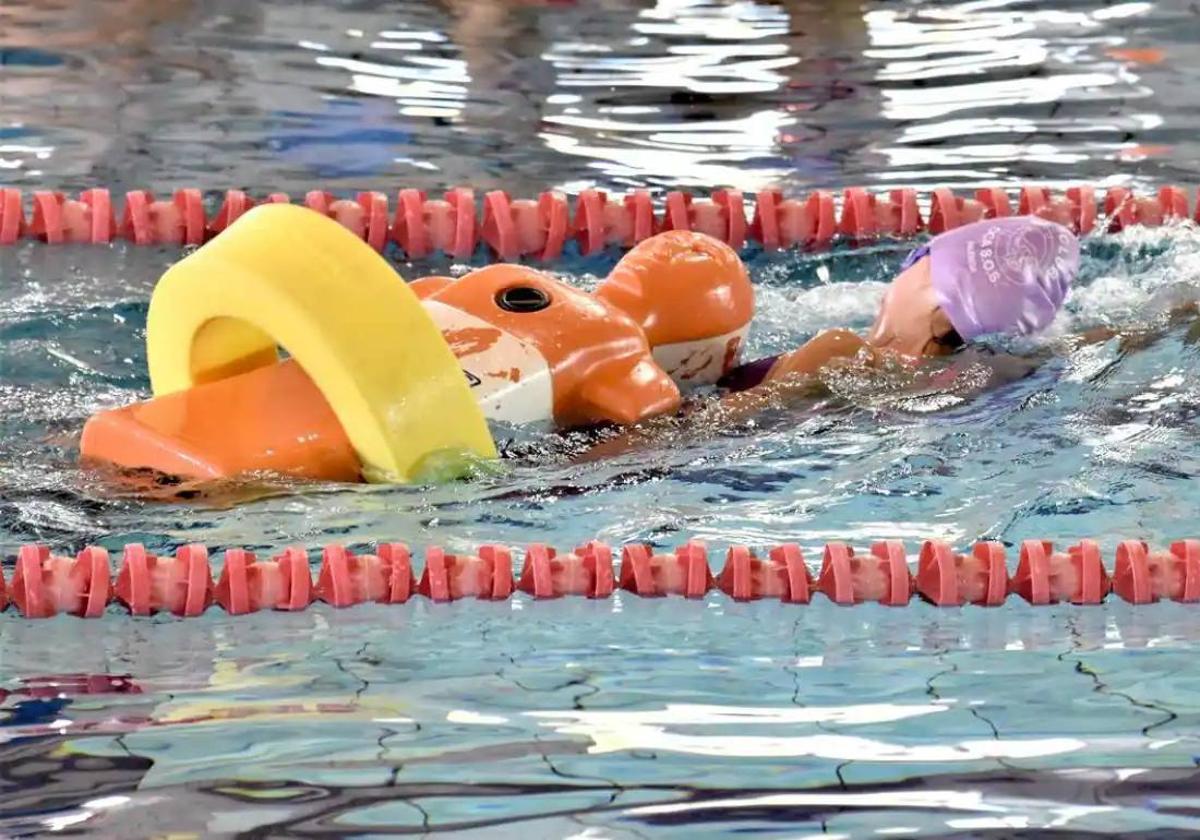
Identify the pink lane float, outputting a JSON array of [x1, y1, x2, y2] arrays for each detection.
[[0, 184, 1194, 257], [3, 538, 1199, 618]]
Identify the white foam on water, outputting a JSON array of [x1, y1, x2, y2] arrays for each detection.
[[1067, 223, 1200, 330], [747, 279, 888, 356]]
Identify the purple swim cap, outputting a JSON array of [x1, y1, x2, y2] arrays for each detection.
[[923, 217, 1079, 341]]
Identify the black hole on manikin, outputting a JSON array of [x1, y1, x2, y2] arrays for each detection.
[[496, 286, 551, 313]]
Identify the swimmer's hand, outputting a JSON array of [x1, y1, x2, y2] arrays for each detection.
[[1067, 300, 1200, 354]]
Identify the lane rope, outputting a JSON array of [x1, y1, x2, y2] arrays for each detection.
[[4, 537, 1196, 618], [1, 184, 1191, 258]]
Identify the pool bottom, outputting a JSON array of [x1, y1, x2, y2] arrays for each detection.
[[0, 600, 1198, 837]]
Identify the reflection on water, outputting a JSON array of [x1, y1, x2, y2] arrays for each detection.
[[1, 601, 1200, 835], [0, 0, 1190, 192], [6, 0, 1200, 835]]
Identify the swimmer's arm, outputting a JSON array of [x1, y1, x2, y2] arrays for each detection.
[[1062, 301, 1200, 353], [714, 329, 870, 417], [761, 329, 873, 385], [576, 329, 868, 461], [967, 302, 1200, 387]]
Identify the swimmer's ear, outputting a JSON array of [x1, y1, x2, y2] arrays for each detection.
[[575, 357, 681, 426]]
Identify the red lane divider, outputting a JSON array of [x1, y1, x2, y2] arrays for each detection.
[[392, 187, 477, 260], [417, 545, 514, 602], [618, 542, 715, 598], [573, 189, 656, 253], [113, 544, 213, 617], [812, 540, 912, 606], [517, 542, 614, 598], [11, 545, 109, 618], [1009, 539, 1110, 606], [913, 542, 1004, 607], [715, 544, 812, 602], [315, 544, 414, 606], [5, 538, 1200, 618], [3, 184, 1196, 257], [212, 546, 314, 614], [657, 189, 749, 251]]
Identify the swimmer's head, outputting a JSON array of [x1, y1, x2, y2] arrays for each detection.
[[870, 217, 1078, 357]]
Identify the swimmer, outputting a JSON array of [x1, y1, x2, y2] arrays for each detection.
[[730, 215, 1076, 385], [582, 216, 1080, 456]]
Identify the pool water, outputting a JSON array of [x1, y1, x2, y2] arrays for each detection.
[[5, 0, 1200, 835]]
